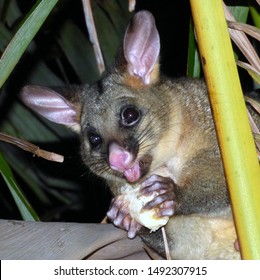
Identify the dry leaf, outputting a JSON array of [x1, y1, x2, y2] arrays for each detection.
[[0, 132, 64, 163], [246, 97, 260, 116], [0, 220, 152, 260], [227, 21, 260, 41], [237, 60, 260, 84], [223, 3, 260, 73]]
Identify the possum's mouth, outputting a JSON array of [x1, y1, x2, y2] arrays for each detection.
[[123, 162, 141, 183], [122, 154, 153, 183], [109, 142, 152, 183]]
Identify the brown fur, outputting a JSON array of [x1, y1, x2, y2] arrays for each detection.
[[76, 73, 240, 259]]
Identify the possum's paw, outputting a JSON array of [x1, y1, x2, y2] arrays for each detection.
[[140, 175, 177, 216], [107, 195, 143, 238], [107, 175, 176, 237]]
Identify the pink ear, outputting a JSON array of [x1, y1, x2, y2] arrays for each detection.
[[20, 86, 80, 132], [123, 11, 160, 85]]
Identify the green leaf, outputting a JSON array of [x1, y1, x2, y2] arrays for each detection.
[[94, 5, 123, 68], [0, 151, 40, 221], [58, 20, 100, 84], [249, 3, 260, 29], [187, 18, 201, 78], [1, 0, 22, 26], [0, 0, 59, 89], [28, 61, 64, 86], [98, 0, 130, 36], [228, 6, 249, 23]]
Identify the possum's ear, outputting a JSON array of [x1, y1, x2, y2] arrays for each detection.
[[122, 10, 160, 87], [20, 85, 81, 132]]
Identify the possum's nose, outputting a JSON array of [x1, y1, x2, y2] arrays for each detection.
[[109, 142, 141, 182], [109, 142, 133, 172]]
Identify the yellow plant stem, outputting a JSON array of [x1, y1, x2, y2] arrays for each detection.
[[190, 0, 260, 259]]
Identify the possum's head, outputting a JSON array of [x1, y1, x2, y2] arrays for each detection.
[[21, 11, 170, 184]]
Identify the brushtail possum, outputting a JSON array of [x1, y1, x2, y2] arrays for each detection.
[[20, 10, 249, 259]]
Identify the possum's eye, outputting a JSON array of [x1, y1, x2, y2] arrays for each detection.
[[120, 106, 141, 127], [88, 133, 102, 148]]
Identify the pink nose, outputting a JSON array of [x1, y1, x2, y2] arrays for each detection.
[[108, 142, 133, 172]]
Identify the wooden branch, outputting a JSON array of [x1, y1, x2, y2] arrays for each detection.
[[0, 132, 64, 163]]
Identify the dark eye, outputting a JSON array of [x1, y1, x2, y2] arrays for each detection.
[[121, 106, 141, 127], [88, 133, 102, 148]]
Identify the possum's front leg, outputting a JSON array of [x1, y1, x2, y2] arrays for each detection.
[[107, 175, 176, 238]]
